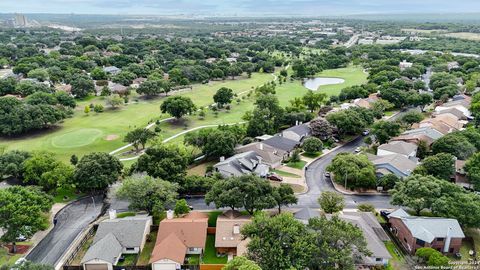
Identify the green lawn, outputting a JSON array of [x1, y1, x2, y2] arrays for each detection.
[[116, 254, 137, 266], [286, 160, 307, 169], [275, 65, 367, 106], [208, 211, 223, 227], [271, 169, 301, 178], [384, 241, 409, 270], [117, 212, 136, 218], [0, 72, 272, 162], [51, 186, 84, 203], [202, 235, 227, 264], [186, 254, 200, 265], [137, 231, 157, 265], [0, 248, 22, 267]]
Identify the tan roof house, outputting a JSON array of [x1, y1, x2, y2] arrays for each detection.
[[150, 211, 208, 270], [215, 210, 251, 258]]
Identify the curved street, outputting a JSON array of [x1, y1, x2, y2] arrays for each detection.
[[26, 196, 103, 266]]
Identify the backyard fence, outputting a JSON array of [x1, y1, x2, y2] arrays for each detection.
[[63, 224, 97, 267]]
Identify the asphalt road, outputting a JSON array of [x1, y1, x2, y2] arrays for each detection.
[[26, 196, 103, 266]]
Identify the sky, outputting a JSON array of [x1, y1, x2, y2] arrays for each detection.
[[2, 0, 480, 16]]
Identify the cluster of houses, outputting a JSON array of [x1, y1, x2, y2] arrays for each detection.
[[214, 123, 311, 178], [364, 95, 472, 184]]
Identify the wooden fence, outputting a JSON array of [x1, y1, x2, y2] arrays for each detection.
[[199, 264, 225, 270]]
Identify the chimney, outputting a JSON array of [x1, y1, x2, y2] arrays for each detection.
[[259, 143, 264, 150], [109, 209, 117, 220], [219, 156, 225, 162], [295, 120, 299, 126], [167, 209, 174, 220], [443, 227, 453, 253]]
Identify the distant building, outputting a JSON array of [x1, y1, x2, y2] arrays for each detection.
[[103, 66, 121, 75], [377, 141, 418, 159], [214, 151, 269, 178], [399, 60, 413, 71], [367, 153, 418, 178], [281, 123, 311, 142], [14, 14, 27, 27]]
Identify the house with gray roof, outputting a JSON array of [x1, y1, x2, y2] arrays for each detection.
[[236, 142, 286, 168], [281, 123, 311, 142], [367, 153, 418, 178], [387, 209, 465, 255], [103, 66, 121, 75], [81, 215, 152, 270], [377, 141, 417, 159], [214, 151, 269, 178], [339, 212, 392, 266], [262, 136, 299, 154]]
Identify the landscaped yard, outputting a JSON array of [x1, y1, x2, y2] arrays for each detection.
[[51, 187, 84, 203], [286, 160, 307, 169], [137, 231, 157, 265], [202, 235, 227, 264], [187, 161, 216, 176], [186, 254, 200, 265], [384, 241, 409, 270], [271, 169, 301, 178], [0, 247, 22, 267], [116, 254, 137, 266], [116, 212, 136, 218], [207, 211, 223, 227]]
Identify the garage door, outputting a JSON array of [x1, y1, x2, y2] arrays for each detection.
[[85, 264, 109, 270], [153, 263, 177, 270]]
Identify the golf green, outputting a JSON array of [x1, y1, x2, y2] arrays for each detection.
[[51, 128, 103, 148]]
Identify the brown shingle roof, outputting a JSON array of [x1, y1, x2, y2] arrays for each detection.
[[150, 211, 208, 264], [215, 210, 251, 249]]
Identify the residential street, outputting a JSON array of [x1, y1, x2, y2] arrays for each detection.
[[26, 196, 103, 266]]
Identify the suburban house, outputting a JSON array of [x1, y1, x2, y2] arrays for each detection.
[[352, 93, 379, 109], [339, 212, 392, 266], [412, 114, 464, 134], [367, 153, 418, 178], [399, 60, 413, 71], [377, 141, 418, 159], [213, 151, 269, 178], [236, 142, 285, 168], [454, 160, 469, 188], [215, 210, 251, 260], [281, 123, 311, 142], [392, 127, 444, 146], [81, 215, 152, 270], [435, 97, 472, 119], [387, 209, 465, 255], [434, 107, 467, 120], [150, 211, 208, 270], [262, 135, 299, 155], [103, 66, 121, 75]]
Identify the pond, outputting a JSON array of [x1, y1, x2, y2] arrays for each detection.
[[303, 77, 345, 91]]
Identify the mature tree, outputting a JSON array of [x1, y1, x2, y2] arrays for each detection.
[[400, 111, 424, 126], [246, 94, 284, 137], [326, 108, 373, 136], [357, 203, 375, 213], [465, 152, 480, 191], [318, 191, 345, 213], [136, 79, 163, 96], [124, 128, 156, 152], [416, 248, 449, 267], [377, 174, 400, 191], [160, 96, 196, 119], [371, 120, 401, 144], [179, 175, 217, 195], [0, 150, 31, 179], [74, 152, 123, 192], [431, 192, 480, 228], [302, 91, 327, 112], [185, 126, 244, 159], [326, 153, 376, 189], [90, 67, 107, 80], [302, 137, 323, 154], [174, 199, 191, 216], [206, 175, 276, 214], [272, 184, 298, 213], [27, 68, 49, 82], [2, 261, 55, 270], [227, 65, 242, 79], [309, 118, 333, 140], [71, 76, 95, 98], [106, 94, 124, 108], [390, 174, 461, 215], [213, 87, 234, 107], [371, 99, 394, 118], [0, 186, 53, 252], [135, 144, 191, 183], [242, 213, 317, 270], [22, 151, 74, 191], [116, 174, 178, 215], [222, 256, 261, 270], [431, 133, 477, 160], [308, 215, 370, 270], [414, 153, 455, 180]]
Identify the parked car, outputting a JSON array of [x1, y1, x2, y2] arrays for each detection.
[[267, 173, 283, 182], [362, 130, 370, 136], [380, 210, 391, 220], [355, 147, 361, 153], [324, 172, 331, 178]]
